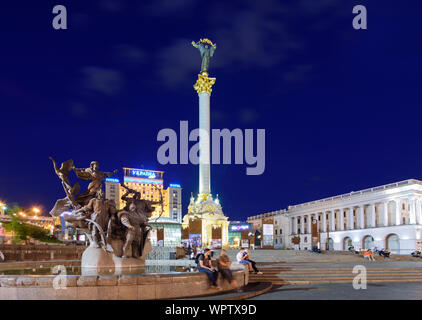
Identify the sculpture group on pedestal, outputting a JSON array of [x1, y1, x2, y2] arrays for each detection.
[[49, 158, 162, 260]]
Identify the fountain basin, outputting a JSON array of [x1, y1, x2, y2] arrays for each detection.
[[0, 261, 249, 300]]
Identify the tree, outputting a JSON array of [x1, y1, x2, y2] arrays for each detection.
[[8, 206, 60, 244]]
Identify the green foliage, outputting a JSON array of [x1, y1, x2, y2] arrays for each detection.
[[8, 206, 60, 244], [1, 221, 12, 232]]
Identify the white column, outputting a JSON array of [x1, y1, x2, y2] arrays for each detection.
[[293, 217, 298, 234], [300, 216, 305, 234], [409, 197, 416, 224], [348, 207, 354, 230], [222, 223, 228, 245], [307, 215, 312, 234], [339, 209, 344, 231], [358, 206, 365, 229], [289, 218, 293, 234], [382, 201, 389, 227], [416, 199, 422, 225], [329, 211, 335, 231], [395, 199, 402, 226], [370, 203, 376, 228], [198, 91, 211, 195], [322, 212, 327, 232], [316, 214, 321, 232]]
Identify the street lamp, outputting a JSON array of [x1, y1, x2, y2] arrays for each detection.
[[0, 202, 6, 213], [32, 207, 40, 215]]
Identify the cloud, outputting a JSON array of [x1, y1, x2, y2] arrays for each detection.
[[114, 44, 148, 67], [69, 13, 90, 29], [81, 66, 125, 96], [150, 0, 345, 89], [211, 109, 230, 123], [68, 102, 89, 118], [157, 39, 199, 87], [283, 65, 313, 84], [99, 0, 126, 12], [142, 0, 197, 16], [239, 108, 259, 125]]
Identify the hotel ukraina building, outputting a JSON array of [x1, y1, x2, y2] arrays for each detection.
[[105, 167, 183, 247], [247, 179, 422, 255]]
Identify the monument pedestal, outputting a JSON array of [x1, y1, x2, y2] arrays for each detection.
[[81, 238, 152, 276], [183, 195, 229, 247]]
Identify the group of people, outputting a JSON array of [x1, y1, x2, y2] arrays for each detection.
[[363, 248, 392, 261], [195, 248, 263, 291], [186, 243, 207, 260]]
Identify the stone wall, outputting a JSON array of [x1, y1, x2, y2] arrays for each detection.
[[0, 245, 187, 262], [0, 266, 249, 300], [0, 245, 86, 262]]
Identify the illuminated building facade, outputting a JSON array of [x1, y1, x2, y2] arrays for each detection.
[[248, 179, 422, 254], [247, 211, 290, 249], [182, 193, 229, 248], [105, 167, 182, 246], [228, 222, 252, 248]]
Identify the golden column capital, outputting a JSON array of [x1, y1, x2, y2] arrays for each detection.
[[194, 73, 216, 96]]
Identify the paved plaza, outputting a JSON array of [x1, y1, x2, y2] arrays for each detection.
[[214, 250, 422, 300], [222, 248, 421, 263], [252, 282, 422, 300]]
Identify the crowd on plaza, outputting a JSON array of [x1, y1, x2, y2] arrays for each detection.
[[347, 245, 392, 261], [184, 244, 263, 290]]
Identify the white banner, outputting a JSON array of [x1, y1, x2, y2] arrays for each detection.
[[263, 224, 273, 235]]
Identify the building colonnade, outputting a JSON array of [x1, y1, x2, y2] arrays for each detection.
[[290, 197, 422, 235]]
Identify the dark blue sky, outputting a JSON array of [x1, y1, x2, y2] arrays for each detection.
[[1, 1, 421, 221]]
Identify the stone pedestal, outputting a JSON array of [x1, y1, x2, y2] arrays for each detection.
[[81, 238, 152, 276]]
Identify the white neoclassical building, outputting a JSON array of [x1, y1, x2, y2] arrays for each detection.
[[249, 179, 422, 254]]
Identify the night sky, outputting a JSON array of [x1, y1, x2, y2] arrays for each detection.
[[1, 1, 421, 221]]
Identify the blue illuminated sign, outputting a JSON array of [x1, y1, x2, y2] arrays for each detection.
[[230, 225, 250, 232], [124, 177, 162, 185], [131, 170, 157, 179], [169, 184, 181, 188], [106, 178, 120, 183]]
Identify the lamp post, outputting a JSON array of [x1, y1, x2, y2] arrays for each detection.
[[0, 202, 6, 216]]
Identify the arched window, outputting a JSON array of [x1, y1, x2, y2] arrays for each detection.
[[362, 235, 374, 249], [386, 234, 400, 254], [343, 237, 353, 250]]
